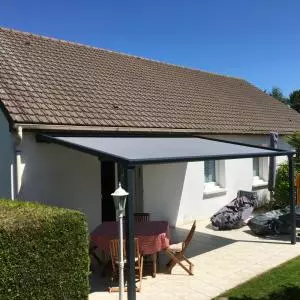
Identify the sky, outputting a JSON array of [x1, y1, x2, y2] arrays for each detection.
[[0, 0, 299, 97]]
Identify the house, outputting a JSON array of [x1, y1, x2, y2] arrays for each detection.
[[0, 27, 300, 231]]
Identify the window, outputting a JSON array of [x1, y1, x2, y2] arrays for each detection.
[[253, 157, 260, 178], [252, 157, 268, 187], [204, 160, 216, 183], [204, 160, 226, 197]]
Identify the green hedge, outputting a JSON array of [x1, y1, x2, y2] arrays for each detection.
[[0, 199, 90, 300], [273, 161, 300, 209], [273, 162, 290, 209]]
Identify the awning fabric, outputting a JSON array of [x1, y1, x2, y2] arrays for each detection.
[[39, 135, 294, 165]]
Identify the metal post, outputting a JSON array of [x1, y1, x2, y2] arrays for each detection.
[[126, 166, 136, 300], [288, 155, 296, 244], [111, 182, 128, 300], [118, 211, 124, 300]]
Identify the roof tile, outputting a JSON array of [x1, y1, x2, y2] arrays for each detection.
[[0, 27, 300, 134]]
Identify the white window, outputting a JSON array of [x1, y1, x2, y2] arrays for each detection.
[[253, 157, 260, 179], [204, 160, 216, 183], [204, 160, 226, 197], [252, 157, 268, 187]]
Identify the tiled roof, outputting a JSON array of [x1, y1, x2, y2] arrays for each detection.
[[0, 27, 300, 134]]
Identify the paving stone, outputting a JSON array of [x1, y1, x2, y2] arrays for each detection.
[[89, 219, 300, 300]]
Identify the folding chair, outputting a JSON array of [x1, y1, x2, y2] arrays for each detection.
[[165, 220, 196, 275], [134, 212, 150, 222], [109, 238, 144, 292]]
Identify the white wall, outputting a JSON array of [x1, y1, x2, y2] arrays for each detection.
[[18, 133, 102, 232], [206, 134, 292, 150], [207, 134, 292, 167], [143, 158, 262, 226], [143, 134, 286, 226], [143, 163, 188, 226], [0, 110, 14, 199]]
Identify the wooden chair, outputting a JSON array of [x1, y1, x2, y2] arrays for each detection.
[[109, 238, 144, 292], [165, 220, 196, 275], [134, 212, 150, 222]]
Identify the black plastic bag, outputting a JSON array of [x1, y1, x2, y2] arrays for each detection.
[[211, 195, 255, 230]]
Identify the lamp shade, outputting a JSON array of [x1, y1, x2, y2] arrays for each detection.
[[111, 183, 129, 213], [111, 183, 129, 198]]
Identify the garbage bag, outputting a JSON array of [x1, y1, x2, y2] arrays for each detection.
[[248, 206, 300, 236], [278, 206, 300, 231], [247, 208, 288, 235], [210, 195, 255, 230]]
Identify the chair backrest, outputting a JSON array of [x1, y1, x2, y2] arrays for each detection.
[[110, 238, 140, 262], [182, 220, 196, 251], [134, 212, 150, 222]]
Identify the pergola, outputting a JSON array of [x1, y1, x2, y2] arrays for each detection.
[[38, 134, 296, 300]]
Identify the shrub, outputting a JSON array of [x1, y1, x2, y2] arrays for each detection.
[[272, 161, 300, 209], [273, 162, 290, 209], [285, 132, 300, 165], [271, 132, 300, 209], [0, 199, 89, 300]]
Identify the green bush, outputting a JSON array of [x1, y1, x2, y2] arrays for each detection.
[[272, 160, 300, 209], [285, 132, 300, 164], [273, 162, 290, 209], [0, 199, 90, 300]]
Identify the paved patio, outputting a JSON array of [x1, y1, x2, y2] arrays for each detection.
[[89, 220, 300, 300]]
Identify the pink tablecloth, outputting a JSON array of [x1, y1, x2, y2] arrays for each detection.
[[91, 221, 170, 255]]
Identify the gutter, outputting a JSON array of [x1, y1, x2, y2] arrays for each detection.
[[14, 123, 203, 133], [12, 123, 296, 135]]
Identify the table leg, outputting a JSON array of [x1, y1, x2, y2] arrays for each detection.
[[152, 253, 157, 278]]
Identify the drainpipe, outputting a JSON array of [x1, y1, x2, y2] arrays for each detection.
[[10, 163, 14, 200], [13, 126, 23, 198]]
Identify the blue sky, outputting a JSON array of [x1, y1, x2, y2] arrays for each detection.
[[1, 0, 299, 97]]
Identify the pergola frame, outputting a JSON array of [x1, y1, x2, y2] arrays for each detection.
[[37, 134, 297, 300], [124, 155, 296, 300]]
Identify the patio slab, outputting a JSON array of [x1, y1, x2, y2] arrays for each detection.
[[89, 219, 300, 300]]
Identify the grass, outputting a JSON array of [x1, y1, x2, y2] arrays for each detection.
[[216, 256, 300, 300]]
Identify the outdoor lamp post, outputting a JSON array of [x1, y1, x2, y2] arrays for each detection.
[[111, 182, 129, 300]]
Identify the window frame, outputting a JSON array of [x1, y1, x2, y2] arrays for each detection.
[[252, 157, 268, 188], [203, 160, 226, 197], [252, 157, 260, 180], [204, 160, 216, 184]]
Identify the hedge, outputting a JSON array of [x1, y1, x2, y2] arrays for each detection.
[[273, 162, 300, 209], [273, 162, 290, 209], [0, 199, 90, 300]]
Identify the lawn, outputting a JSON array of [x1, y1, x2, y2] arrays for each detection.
[[216, 256, 300, 300]]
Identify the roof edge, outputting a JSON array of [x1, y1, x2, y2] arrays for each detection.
[[14, 123, 295, 135], [0, 99, 14, 131]]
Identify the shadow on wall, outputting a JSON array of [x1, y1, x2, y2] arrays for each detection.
[[252, 187, 270, 208], [0, 110, 14, 199], [143, 163, 187, 227]]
